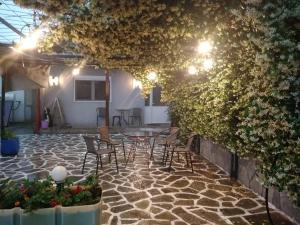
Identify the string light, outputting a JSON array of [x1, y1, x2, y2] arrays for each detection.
[[147, 71, 157, 81], [188, 65, 198, 75], [197, 41, 213, 54], [202, 58, 214, 71]]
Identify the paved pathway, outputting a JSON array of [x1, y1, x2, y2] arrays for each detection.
[[0, 134, 295, 225]]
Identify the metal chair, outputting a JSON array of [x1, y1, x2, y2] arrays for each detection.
[[82, 136, 119, 174], [150, 127, 180, 160], [98, 126, 126, 160], [128, 108, 142, 126], [164, 133, 197, 173], [96, 107, 105, 127]]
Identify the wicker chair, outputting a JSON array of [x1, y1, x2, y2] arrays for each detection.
[[164, 133, 197, 172], [82, 136, 119, 174], [98, 126, 126, 160]]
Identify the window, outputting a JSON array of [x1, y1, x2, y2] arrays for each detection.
[[145, 85, 166, 106], [74, 76, 109, 101]]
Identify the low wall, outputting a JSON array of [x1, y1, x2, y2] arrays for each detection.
[[199, 138, 300, 224]]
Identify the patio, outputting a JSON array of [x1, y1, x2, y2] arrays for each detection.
[[0, 134, 295, 225]]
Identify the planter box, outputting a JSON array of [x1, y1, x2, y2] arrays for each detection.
[[1, 138, 20, 156], [0, 201, 101, 225]]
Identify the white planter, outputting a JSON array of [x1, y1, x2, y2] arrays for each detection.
[[0, 200, 101, 225]]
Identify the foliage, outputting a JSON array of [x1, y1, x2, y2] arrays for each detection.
[[14, 0, 300, 206], [1, 130, 17, 140], [0, 175, 101, 212]]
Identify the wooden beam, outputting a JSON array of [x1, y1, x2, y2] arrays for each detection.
[[105, 69, 110, 127], [0, 16, 25, 38], [34, 88, 41, 134]]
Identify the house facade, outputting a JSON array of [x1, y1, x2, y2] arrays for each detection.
[[41, 65, 170, 128]]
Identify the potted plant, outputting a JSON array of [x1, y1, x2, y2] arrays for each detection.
[[0, 172, 102, 225], [1, 130, 20, 156]]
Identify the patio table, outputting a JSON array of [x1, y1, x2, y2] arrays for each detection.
[[122, 127, 165, 167]]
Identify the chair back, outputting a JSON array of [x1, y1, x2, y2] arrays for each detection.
[[96, 107, 106, 117], [98, 126, 110, 141], [185, 133, 197, 151], [131, 108, 142, 117], [83, 136, 98, 154], [166, 128, 180, 145]]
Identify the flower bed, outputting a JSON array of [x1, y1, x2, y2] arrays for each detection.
[[0, 175, 102, 225]]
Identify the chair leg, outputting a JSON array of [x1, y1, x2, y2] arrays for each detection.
[[185, 152, 189, 167], [150, 138, 156, 160], [122, 140, 126, 160], [177, 152, 180, 162], [99, 155, 103, 168], [114, 150, 119, 173], [108, 153, 111, 163], [162, 144, 167, 164], [169, 149, 175, 172], [189, 152, 194, 173], [96, 155, 99, 175], [82, 152, 88, 174]]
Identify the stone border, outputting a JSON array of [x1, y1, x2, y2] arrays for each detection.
[[199, 138, 300, 224]]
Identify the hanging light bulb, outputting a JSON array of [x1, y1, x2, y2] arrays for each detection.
[[188, 65, 198, 75], [147, 71, 157, 81], [202, 58, 214, 71], [197, 41, 213, 54], [72, 67, 80, 76]]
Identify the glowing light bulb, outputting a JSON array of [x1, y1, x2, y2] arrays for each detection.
[[72, 67, 80, 76], [133, 79, 142, 89], [197, 41, 213, 54], [18, 29, 41, 50], [147, 71, 157, 81], [202, 58, 214, 71], [188, 65, 198, 75]]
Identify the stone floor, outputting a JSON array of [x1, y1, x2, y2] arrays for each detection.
[[0, 134, 296, 225]]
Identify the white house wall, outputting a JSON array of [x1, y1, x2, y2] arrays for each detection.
[[42, 65, 145, 128]]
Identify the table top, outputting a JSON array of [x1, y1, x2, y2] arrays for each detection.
[[122, 127, 166, 138]]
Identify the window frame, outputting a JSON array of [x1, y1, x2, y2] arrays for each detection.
[[73, 75, 111, 102]]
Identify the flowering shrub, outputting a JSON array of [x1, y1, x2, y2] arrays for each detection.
[[0, 175, 101, 212]]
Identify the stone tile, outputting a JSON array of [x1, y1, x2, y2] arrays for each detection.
[[229, 217, 249, 225], [192, 209, 231, 225], [137, 220, 171, 225], [236, 198, 258, 209], [197, 197, 219, 207], [111, 204, 133, 213], [155, 211, 177, 220], [151, 195, 175, 203], [136, 200, 150, 209], [110, 216, 118, 225], [222, 202, 234, 207], [174, 199, 194, 206], [190, 181, 206, 191], [102, 212, 111, 224], [201, 190, 223, 199], [172, 207, 207, 225], [117, 186, 136, 193], [244, 212, 295, 225], [208, 184, 232, 192], [221, 208, 245, 216], [120, 209, 151, 219], [103, 196, 123, 203], [171, 180, 189, 188], [124, 191, 149, 202], [148, 188, 162, 196], [161, 187, 179, 193], [150, 206, 163, 214], [153, 203, 173, 210], [175, 193, 199, 200], [102, 189, 120, 197]]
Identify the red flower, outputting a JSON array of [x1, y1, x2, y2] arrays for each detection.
[[71, 185, 83, 194], [49, 199, 59, 207], [19, 184, 27, 194]]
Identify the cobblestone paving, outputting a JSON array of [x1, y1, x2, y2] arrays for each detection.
[[0, 134, 295, 225]]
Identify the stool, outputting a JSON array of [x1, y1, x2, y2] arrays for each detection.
[[112, 116, 121, 126]]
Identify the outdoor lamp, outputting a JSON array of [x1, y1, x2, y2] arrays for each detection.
[[18, 29, 41, 51], [72, 67, 80, 76], [197, 41, 213, 55], [49, 76, 59, 87], [188, 65, 198, 75], [51, 166, 68, 192], [132, 79, 142, 89], [202, 58, 214, 71], [147, 71, 157, 81]]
